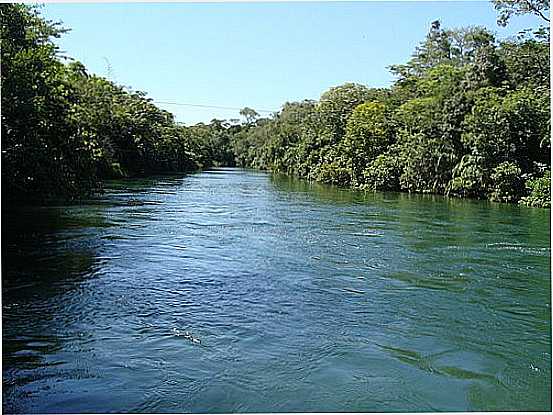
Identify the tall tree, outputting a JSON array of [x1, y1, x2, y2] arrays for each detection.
[[492, 0, 550, 25], [239, 107, 259, 125]]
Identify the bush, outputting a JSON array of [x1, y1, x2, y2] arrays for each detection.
[[361, 152, 401, 191], [315, 161, 351, 186], [488, 161, 524, 202], [520, 171, 550, 208], [448, 155, 487, 199]]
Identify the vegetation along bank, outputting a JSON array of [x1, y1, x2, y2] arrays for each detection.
[[1, 1, 550, 207]]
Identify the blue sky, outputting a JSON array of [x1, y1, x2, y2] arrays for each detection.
[[42, 1, 543, 125]]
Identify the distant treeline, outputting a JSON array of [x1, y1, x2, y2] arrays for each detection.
[[1, 2, 550, 207]]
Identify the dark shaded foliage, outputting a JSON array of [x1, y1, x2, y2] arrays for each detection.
[[1, 4, 236, 203]]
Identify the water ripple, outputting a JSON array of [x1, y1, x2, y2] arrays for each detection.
[[2, 168, 550, 413]]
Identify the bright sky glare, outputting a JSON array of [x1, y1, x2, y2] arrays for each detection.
[[42, 1, 544, 125]]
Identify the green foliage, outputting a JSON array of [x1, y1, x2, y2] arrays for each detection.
[[361, 149, 402, 191], [343, 102, 392, 186], [489, 161, 524, 202], [448, 155, 487, 198], [1, 4, 97, 201], [315, 160, 351, 186], [2, 4, 235, 203], [239, 107, 259, 125], [499, 28, 550, 88], [3, 3, 549, 208], [462, 86, 549, 175], [317, 83, 384, 142], [390, 23, 497, 81], [229, 12, 549, 207], [520, 170, 551, 207], [492, 0, 550, 26], [398, 132, 459, 194]]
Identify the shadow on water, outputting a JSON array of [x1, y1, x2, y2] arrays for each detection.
[[2, 173, 202, 413], [2, 206, 103, 293], [2, 173, 189, 303], [2, 205, 106, 412]]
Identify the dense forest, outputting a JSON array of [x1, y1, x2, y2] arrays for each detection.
[[1, 1, 550, 207], [1, 3, 237, 203]]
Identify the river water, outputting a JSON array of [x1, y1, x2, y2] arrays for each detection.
[[2, 168, 551, 413]]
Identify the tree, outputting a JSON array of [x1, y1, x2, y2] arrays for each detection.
[[229, 13, 549, 207], [1, 4, 231, 202], [489, 161, 525, 202], [492, 0, 550, 26], [520, 170, 551, 207], [239, 107, 259, 125], [317, 83, 385, 140], [498, 29, 550, 89], [343, 102, 393, 186], [1, 4, 98, 201]]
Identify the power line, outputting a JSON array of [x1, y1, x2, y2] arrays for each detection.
[[154, 99, 379, 123], [154, 100, 278, 114]]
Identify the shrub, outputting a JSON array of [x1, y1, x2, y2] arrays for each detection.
[[361, 152, 401, 191], [488, 161, 524, 202], [448, 155, 487, 199], [315, 161, 351, 186], [520, 170, 551, 208]]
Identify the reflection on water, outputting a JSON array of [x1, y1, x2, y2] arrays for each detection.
[[2, 168, 551, 413]]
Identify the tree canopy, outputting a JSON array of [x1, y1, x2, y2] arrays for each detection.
[[2, 3, 550, 207], [229, 6, 550, 207], [1, 4, 237, 202]]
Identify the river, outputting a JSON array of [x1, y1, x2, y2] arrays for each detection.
[[2, 168, 551, 412]]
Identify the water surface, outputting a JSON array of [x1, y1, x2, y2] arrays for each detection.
[[3, 168, 551, 412]]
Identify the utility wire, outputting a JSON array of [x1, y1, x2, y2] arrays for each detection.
[[154, 101, 278, 114], [154, 99, 369, 121]]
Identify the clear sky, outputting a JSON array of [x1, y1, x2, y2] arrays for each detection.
[[42, 1, 543, 125]]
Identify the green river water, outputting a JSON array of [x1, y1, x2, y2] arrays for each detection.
[[2, 168, 551, 412]]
